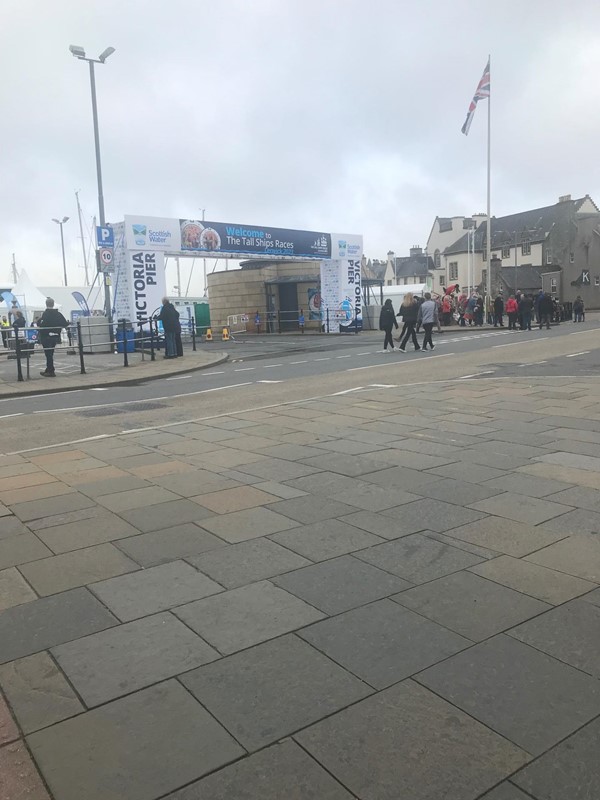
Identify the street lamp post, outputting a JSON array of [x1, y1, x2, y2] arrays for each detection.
[[52, 216, 69, 286], [69, 44, 115, 323]]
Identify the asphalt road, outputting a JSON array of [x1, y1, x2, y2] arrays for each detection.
[[3, 322, 600, 453]]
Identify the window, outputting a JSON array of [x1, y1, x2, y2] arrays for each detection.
[[387, 280, 392, 286], [449, 262, 458, 281], [595, 276, 600, 287], [550, 278, 557, 291], [502, 246, 511, 259], [439, 219, 453, 233], [521, 241, 531, 256], [439, 275, 445, 285], [483, 249, 487, 261], [463, 218, 474, 229], [570, 253, 575, 264], [434, 249, 441, 269], [546, 252, 553, 265]]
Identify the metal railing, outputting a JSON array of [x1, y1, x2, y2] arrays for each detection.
[[4, 315, 199, 383]]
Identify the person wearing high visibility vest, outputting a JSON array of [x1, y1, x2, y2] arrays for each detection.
[[0, 316, 9, 348]]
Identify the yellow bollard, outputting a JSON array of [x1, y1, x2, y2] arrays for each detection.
[[222, 327, 230, 341], [205, 327, 213, 341]]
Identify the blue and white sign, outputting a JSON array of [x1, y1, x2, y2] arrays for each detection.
[[96, 226, 114, 247]]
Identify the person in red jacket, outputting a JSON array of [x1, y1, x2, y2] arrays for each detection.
[[505, 295, 518, 330]]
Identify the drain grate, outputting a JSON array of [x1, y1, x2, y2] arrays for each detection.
[[77, 401, 168, 417]]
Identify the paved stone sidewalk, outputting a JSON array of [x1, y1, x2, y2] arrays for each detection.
[[1, 377, 600, 799]]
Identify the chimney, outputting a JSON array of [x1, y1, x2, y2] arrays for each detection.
[[410, 245, 423, 257], [558, 194, 572, 203]]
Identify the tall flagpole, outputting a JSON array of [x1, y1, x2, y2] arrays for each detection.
[[486, 54, 492, 316]]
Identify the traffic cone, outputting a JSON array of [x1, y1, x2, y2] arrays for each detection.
[[222, 327, 230, 341], [205, 327, 213, 341]]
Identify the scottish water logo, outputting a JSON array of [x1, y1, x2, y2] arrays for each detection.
[[132, 224, 147, 246], [338, 240, 347, 257]]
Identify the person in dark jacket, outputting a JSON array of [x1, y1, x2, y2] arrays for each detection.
[[38, 298, 68, 377], [538, 293, 553, 330], [493, 295, 504, 327], [158, 297, 180, 358], [396, 293, 420, 352], [519, 294, 533, 330], [12, 310, 26, 332], [379, 299, 398, 352]]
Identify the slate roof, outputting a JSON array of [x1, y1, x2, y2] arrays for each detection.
[[499, 265, 545, 295], [394, 254, 435, 279], [444, 196, 599, 255]]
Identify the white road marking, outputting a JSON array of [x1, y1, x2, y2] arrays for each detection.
[[290, 360, 308, 364], [263, 364, 282, 368], [357, 352, 371, 356], [30, 383, 253, 415], [332, 387, 364, 395], [336, 354, 352, 359], [565, 351, 590, 358], [459, 371, 495, 379], [90, 387, 109, 391], [257, 380, 283, 383], [347, 353, 455, 371], [493, 338, 548, 348], [314, 357, 330, 361], [204, 371, 225, 375], [235, 367, 255, 372], [0, 412, 24, 419], [166, 375, 193, 380], [369, 384, 398, 388]]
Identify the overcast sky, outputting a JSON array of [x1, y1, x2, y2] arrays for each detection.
[[3, 0, 600, 297]]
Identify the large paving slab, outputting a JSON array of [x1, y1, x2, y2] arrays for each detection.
[[300, 599, 470, 688], [0, 692, 19, 745], [94, 486, 180, 512], [0, 588, 117, 664], [539, 506, 600, 535], [0, 514, 31, 539], [118, 499, 215, 533], [27, 680, 244, 800], [270, 519, 384, 561], [337, 509, 415, 539], [0, 566, 37, 611], [0, 651, 83, 733], [0, 532, 52, 570], [394, 570, 550, 641], [273, 555, 411, 614], [174, 580, 325, 654], [190, 485, 279, 514], [512, 716, 600, 800], [9, 492, 95, 522], [266, 495, 358, 523], [34, 513, 140, 553], [198, 505, 300, 543], [379, 498, 485, 533], [469, 555, 597, 604], [525, 533, 600, 582], [479, 785, 532, 800], [164, 739, 354, 800], [19, 543, 138, 596], [355, 532, 485, 584], [469, 492, 573, 525], [90, 560, 223, 621], [443, 515, 566, 557], [416, 634, 600, 756], [508, 599, 600, 678], [53, 612, 218, 705], [190, 537, 311, 588], [115, 523, 224, 566], [181, 634, 372, 751], [296, 680, 529, 800]]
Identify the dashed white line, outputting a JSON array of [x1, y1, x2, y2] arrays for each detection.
[[235, 367, 255, 372], [290, 360, 308, 364], [347, 353, 455, 371], [166, 375, 193, 380], [0, 413, 23, 419], [203, 371, 225, 375], [336, 355, 352, 359], [459, 370, 495, 379], [493, 338, 548, 348], [263, 364, 282, 369], [314, 357, 330, 361], [357, 352, 371, 356], [565, 351, 590, 358]]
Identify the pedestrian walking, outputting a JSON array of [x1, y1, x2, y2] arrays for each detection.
[[38, 298, 68, 378], [538, 292, 553, 330], [12, 310, 26, 333], [379, 299, 398, 352], [519, 294, 533, 330], [474, 295, 484, 326], [396, 292, 420, 352], [417, 292, 438, 351], [573, 296, 584, 323], [505, 295, 518, 330], [534, 289, 544, 325], [255, 311, 261, 334], [158, 297, 180, 358], [298, 309, 305, 333], [493, 295, 504, 327]]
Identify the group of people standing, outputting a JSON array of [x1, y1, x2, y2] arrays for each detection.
[[379, 292, 439, 353], [493, 289, 580, 331]]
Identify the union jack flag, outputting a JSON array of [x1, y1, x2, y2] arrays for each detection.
[[461, 59, 490, 135]]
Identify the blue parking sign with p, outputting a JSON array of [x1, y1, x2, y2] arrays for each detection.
[[96, 226, 114, 247]]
